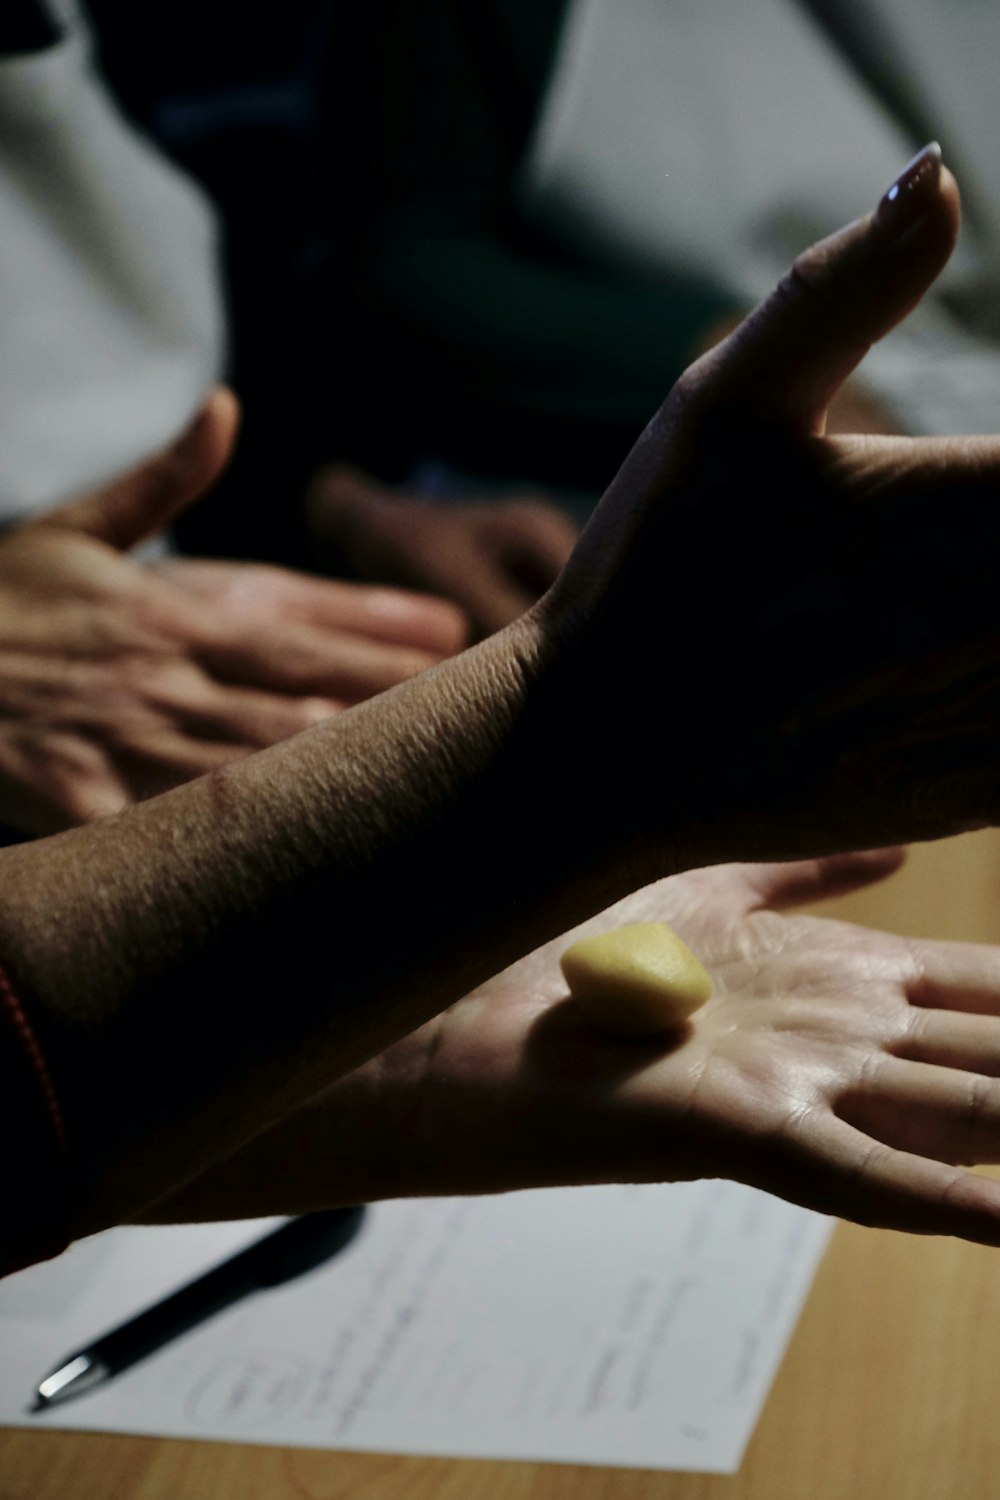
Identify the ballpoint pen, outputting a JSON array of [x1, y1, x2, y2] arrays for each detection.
[[30, 1206, 366, 1412]]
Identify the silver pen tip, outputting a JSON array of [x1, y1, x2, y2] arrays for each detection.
[[34, 1353, 107, 1409]]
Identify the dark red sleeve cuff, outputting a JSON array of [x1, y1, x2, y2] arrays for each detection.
[[0, 961, 70, 1277]]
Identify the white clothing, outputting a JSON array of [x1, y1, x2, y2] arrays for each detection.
[[523, 0, 1000, 436], [0, 0, 224, 520]]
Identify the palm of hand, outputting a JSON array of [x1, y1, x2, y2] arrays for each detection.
[[400, 853, 1000, 1241]]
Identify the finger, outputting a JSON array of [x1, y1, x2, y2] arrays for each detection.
[[836, 1055, 1000, 1165], [110, 730, 250, 795], [494, 502, 580, 585], [906, 938, 1000, 1016], [0, 731, 131, 833], [281, 579, 468, 656], [38, 388, 241, 550], [893, 1008, 1000, 1077], [197, 624, 443, 700], [155, 561, 469, 656], [173, 684, 343, 748], [689, 144, 959, 433], [460, 570, 538, 635], [102, 659, 342, 760], [426, 546, 538, 634], [362, 524, 536, 638], [741, 847, 908, 913], [752, 1112, 1000, 1244]]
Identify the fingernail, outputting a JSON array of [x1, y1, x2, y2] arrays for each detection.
[[875, 142, 942, 241]]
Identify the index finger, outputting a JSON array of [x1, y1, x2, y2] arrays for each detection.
[[272, 575, 468, 656], [197, 621, 446, 700]]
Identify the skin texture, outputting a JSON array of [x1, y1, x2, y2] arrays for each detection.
[[8, 152, 1000, 1254], [150, 849, 1000, 1245], [0, 397, 466, 834], [307, 464, 580, 638], [693, 312, 900, 437]]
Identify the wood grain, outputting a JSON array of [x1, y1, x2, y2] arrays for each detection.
[[5, 831, 1000, 1500]]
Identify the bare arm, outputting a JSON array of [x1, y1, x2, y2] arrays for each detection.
[[6, 147, 1000, 1253], [148, 849, 1000, 1247]]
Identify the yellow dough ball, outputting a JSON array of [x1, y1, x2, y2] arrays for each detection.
[[560, 922, 712, 1037]]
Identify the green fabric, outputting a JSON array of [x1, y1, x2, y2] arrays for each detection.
[[359, 228, 737, 428], [339, 0, 743, 488]]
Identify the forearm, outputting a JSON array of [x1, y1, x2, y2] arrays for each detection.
[[134, 1053, 441, 1223], [0, 612, 632, 1237], [135, 988, 685, 1224]]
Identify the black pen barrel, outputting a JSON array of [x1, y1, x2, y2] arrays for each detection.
[[256, 1207, 366, 1285], [89, 1254, 262, 1368], [89, 1208, 365, 1370]]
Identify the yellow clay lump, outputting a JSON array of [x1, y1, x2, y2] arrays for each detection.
[[560, 922, 712, 1037]]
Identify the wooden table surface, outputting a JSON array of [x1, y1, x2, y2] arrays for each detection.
[[5, 832, 1000, 1500]]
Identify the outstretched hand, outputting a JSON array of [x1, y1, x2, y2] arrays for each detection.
[[0, 391, 466, 833], [526, 146, 1000, 882], [151, 847, 1000, 1246]]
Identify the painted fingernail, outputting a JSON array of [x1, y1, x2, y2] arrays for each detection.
[[876, 142, 942, 240]]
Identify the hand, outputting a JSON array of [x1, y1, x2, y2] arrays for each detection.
[[0, 392, 466, 834], [519, 147, 1000, 881], [307, 465, 580, 637], [149, 848, 1000, 1246]]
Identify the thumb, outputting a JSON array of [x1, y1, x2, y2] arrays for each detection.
[[39, 386, 241, 550], [743, 847, 908, 912], [691, 143, 959, 433]]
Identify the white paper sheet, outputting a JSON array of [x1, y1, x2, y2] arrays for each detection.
[[0, 1183, 832, 1473]]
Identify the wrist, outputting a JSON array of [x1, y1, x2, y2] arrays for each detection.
[[512, 589, 694, 896]]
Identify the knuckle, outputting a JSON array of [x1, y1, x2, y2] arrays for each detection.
[[782, 243, 838, 308], [936, 1168, 974, 1214], [130, 655, 203, 708], [842, 1138, 889, 1229], [899, 1005, 931, 1055], [966, 1073, 995, 1136], [111, 651, 170, 696]]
